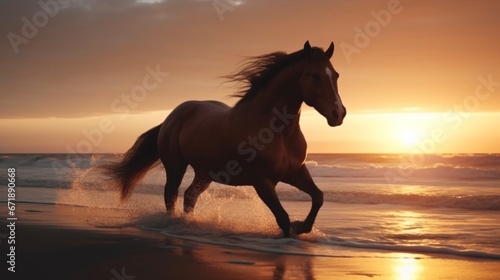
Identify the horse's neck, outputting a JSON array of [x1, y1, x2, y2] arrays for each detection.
[[242, 63, 304, 123]]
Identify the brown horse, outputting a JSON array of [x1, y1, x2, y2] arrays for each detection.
[[105, 41, 346, 237]]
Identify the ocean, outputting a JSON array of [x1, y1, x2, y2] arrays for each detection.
[[1, 153, 500, 260]]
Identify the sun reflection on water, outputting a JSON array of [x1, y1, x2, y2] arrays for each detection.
[[393, 254, 422, 280], [388, 210, 426, 241]]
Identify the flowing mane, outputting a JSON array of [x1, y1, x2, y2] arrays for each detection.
[[225, 47, 325, 104]]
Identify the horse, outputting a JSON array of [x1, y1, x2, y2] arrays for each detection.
[[105, 41, 346, 237]]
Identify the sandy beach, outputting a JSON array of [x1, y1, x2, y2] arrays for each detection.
[[1, 202, 498, 280]]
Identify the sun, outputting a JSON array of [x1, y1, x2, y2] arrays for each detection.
[[399, 130, 420, 146], [392, 113, 438, 149]]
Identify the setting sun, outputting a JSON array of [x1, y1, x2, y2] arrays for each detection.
[[301, 111, 500, 154], [399, 130, 420, 146], [393, 113, 435, 148]]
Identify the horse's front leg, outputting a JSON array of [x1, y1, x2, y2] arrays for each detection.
[[184, 176, 211, 213], [253, 180, 291, 237], [283, 165, 324, 235]]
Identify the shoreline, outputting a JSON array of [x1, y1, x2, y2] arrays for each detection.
[[1, 202, 500, 279]]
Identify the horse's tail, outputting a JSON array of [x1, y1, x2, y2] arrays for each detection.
[[104, 124, 162, 201]]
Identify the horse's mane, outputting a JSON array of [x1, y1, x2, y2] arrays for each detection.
[[224, 47, 325, 104]]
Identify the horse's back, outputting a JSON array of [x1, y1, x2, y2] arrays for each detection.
[[161, 100, 229, 126], [157, 100, 231, 160]]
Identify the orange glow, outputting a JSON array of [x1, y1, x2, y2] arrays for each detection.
[[1, 1, 499, 154], [393, 254, 422, 280], [301, 111, 500, 154], [1, 111, 500, 153]]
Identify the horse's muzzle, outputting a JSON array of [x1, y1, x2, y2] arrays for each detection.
[[328, 107, 346, 127]]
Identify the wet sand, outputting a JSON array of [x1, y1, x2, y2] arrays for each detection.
[[1, 202, 498, 280]]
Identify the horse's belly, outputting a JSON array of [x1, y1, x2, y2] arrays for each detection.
[[173, 100, 306, 185], [188, 148, 304, 186]]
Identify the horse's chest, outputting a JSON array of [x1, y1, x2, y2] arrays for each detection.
[[255, 145, 305, 178]]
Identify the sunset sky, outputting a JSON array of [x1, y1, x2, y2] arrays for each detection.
[[1, 0, 499, 154]]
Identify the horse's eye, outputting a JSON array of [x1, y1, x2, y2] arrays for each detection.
[[312, 73, 321, 82]]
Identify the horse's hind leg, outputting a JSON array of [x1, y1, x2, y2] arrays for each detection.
[[183, 175, 211, 213], [162, 162, 187, 215], [283, 165, 323, 235]]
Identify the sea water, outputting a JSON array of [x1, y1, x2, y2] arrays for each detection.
[[1, 153, 499, 259]]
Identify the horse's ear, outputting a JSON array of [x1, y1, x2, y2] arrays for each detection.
[[304, 41, 311, 53], [325, 42, 334, 58]]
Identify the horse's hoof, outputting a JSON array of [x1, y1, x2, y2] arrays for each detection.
[[290, 220, 309, 235], [166, 211, 176, 217]]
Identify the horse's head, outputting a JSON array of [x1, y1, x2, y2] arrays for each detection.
[[299, 41, 346, 127]]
